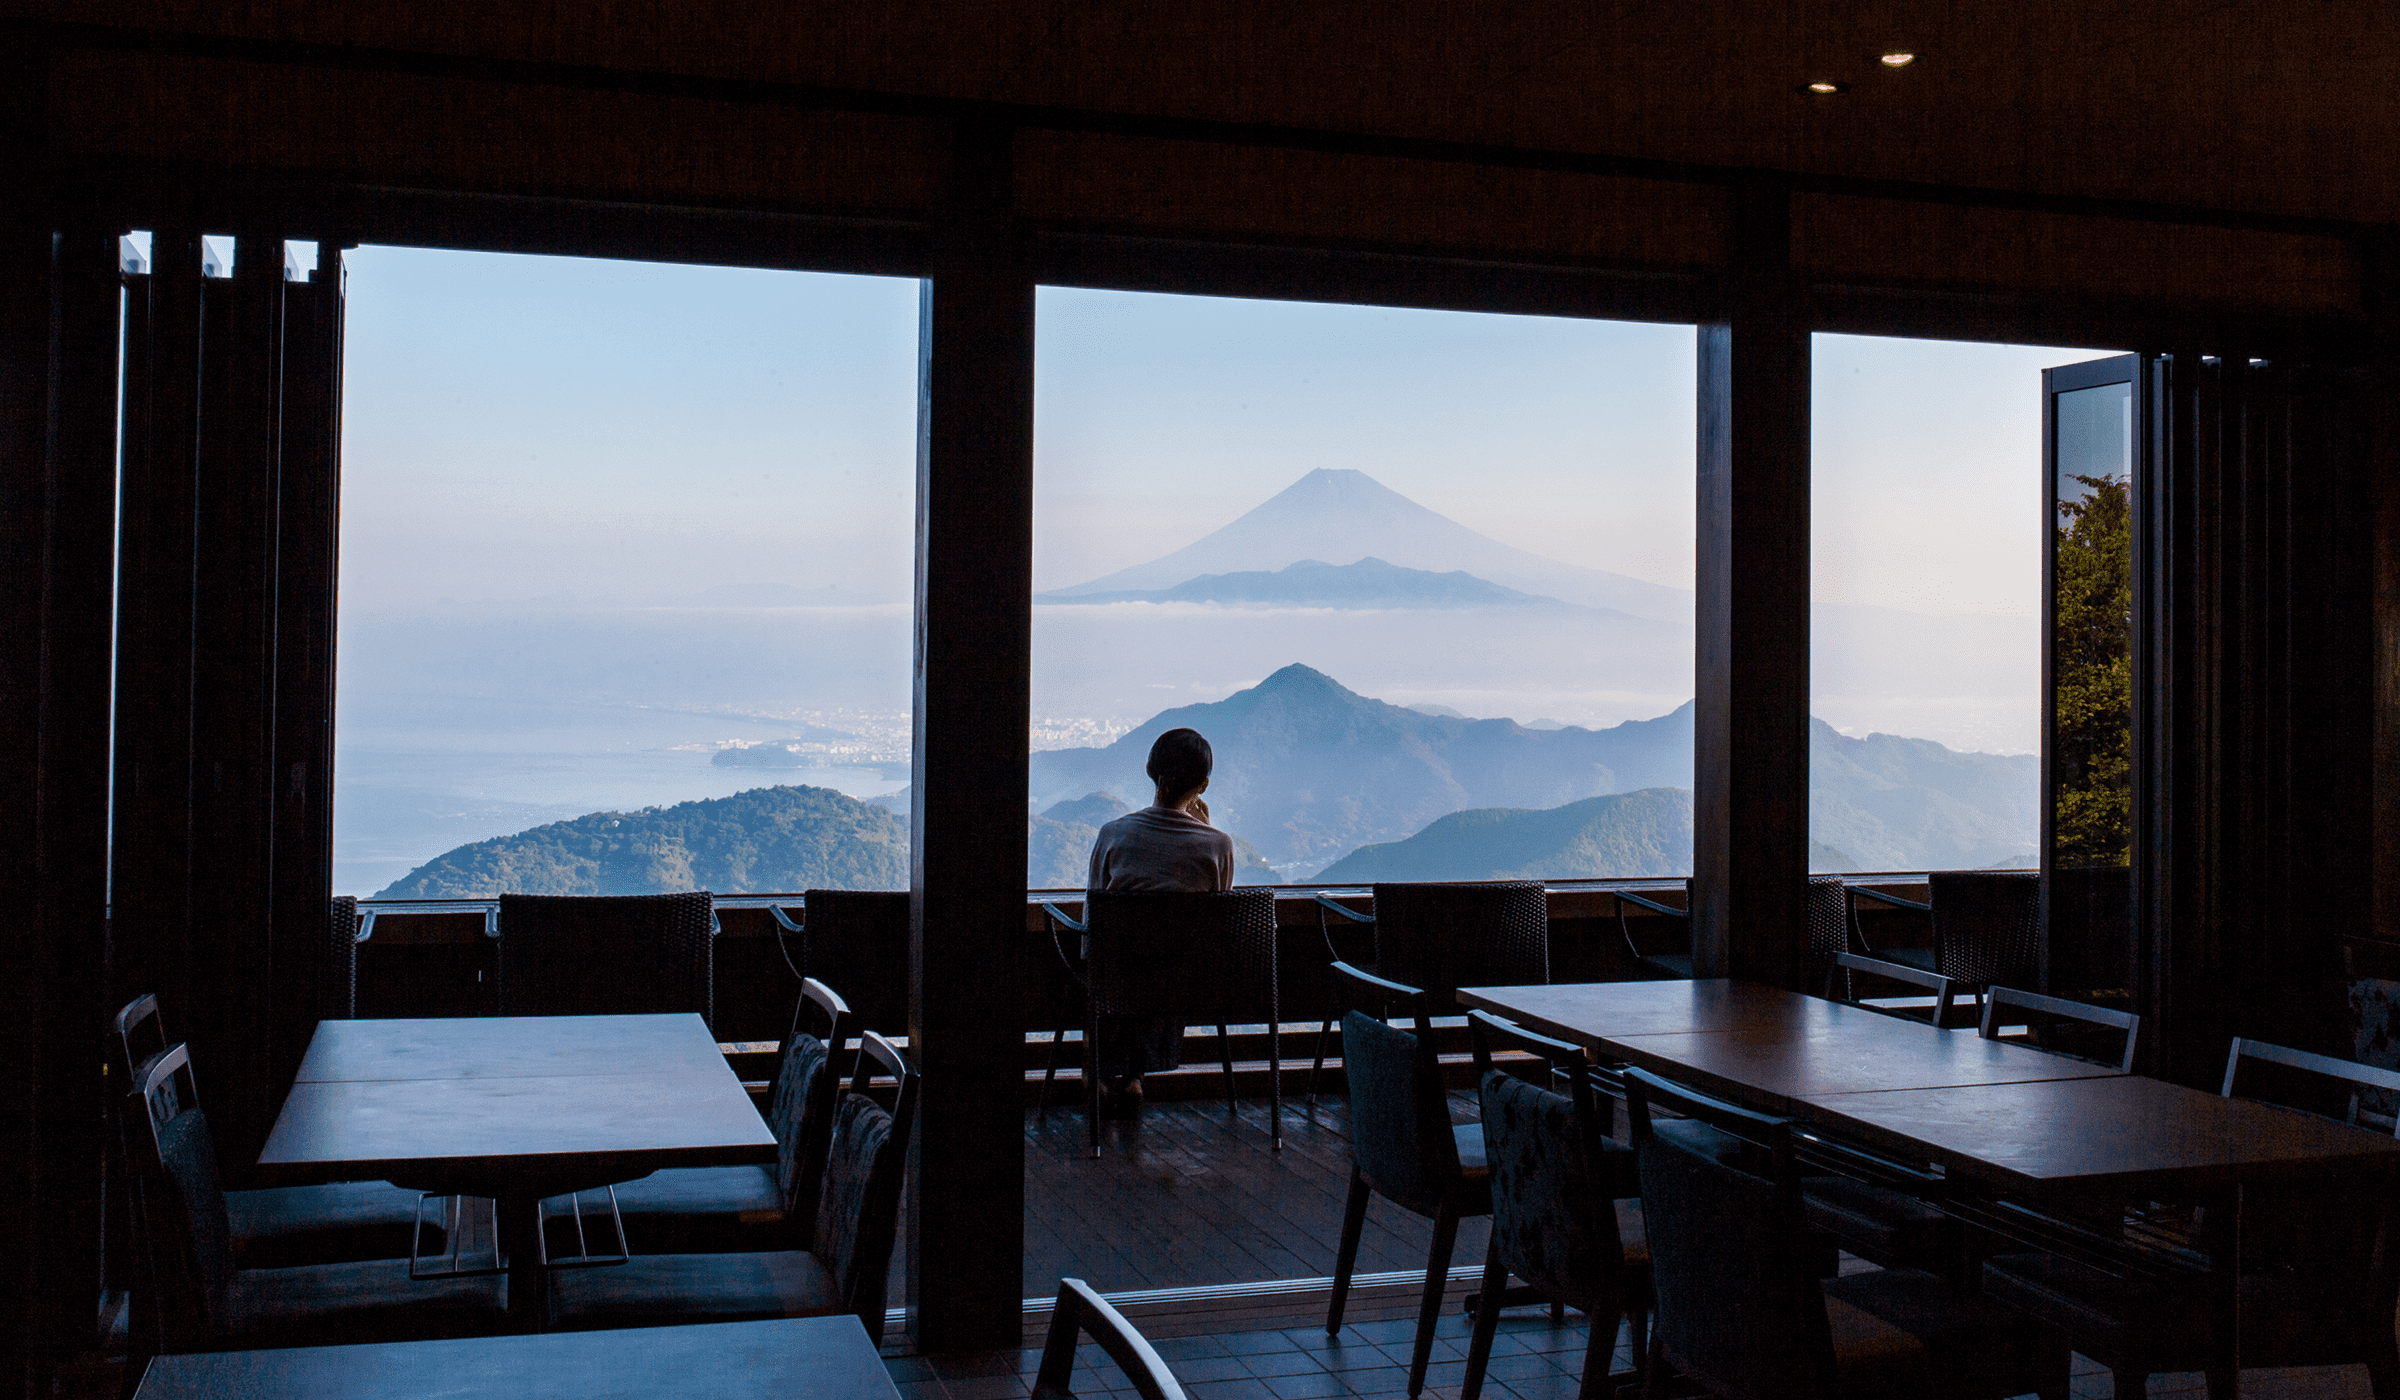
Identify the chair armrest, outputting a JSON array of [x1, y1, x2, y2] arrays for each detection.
[[766, 904, 803, 934], [1041, 902, 1088, 935], [1312, 892, 1374, 924], [1614, 890, 1689, 919], [1849, 886, 1933, 913]]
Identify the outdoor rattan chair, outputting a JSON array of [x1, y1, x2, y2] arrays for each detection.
[[1308, 881, 1550, 1098], [570, 977, 853, 1255], [1462, 1010, 1652, 1400], [1615, 880, 1694, 979], [547, 1030, 919, 1346], [1033, 1277, 1190, 1400], [1982, 1038, 2400, 1400], [126, 1044, 508, 1354], [1627, 1067, 2065, 1400], [111, 994, 432, 1272], [1048, 887, 1281, 1156], [1325, 961, 1491, 1398], [496, 890, 716, 1027], [1928, 870, 2040, 1000], [786, 889, 910, 1048]]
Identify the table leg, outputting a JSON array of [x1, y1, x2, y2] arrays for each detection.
[[499, 1191, 548, 1332]]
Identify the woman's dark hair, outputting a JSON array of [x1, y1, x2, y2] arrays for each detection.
[[1146, 728, 1213, 796]]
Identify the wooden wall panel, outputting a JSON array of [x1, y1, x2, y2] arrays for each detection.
[[1796, 194, 2363, 319], [1018, 130, 1730, 271], [47, 50, 947, 216]]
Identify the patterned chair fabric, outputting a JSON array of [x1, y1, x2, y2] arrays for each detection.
[[812, 1091, 906, 1327], [327, 896, 361, 1020], [801, 890, 909, 1041], [1479, 1071, 1634, 1306], [497, 890, 715, 1027], [1927, 871, 2040, 991], [1372, 881, 1549, 1008]]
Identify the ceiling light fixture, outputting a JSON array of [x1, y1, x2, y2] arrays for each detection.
[[1880, 51, 1915, 67], [1801, 80, 1849, 94]]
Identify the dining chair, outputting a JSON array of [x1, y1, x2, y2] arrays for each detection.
[[1626, 1067, 2065, 1400], [1324, 961, 1490, 1398], [1032, 1277, 1190, 1400], [1981, 1037, 2400, 1400], [1927, 870, 2040, 1002], [1847, 884, 1937, 973], [1461, 1011, 1651, 1400], [1827, 950, 1965, 1028], [110, 994, 434, 1271], [572, 977, 852, 1255], [496, 890, 716, 1027], [1309, 881, 1550, 1099], [1801, 877, 1860, 1002], [125, 1044, 508, 1354], [546, 1030, 919, 1345], [1978, 985, 2141, 1071], [1047, 888, 1282, 1155]]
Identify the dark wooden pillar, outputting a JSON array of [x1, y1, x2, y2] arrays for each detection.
[[0, 223, 122, 1386], [1692, 186, 1811, 986], [2370, 236, 2400, 951], [907, 121, 1032, 1353]]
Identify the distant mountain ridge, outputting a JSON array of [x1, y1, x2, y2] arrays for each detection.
[[1029, 664, 1696, 875], [1048, 469, 1692, 622], [1040, 557, 1607, 614], [376, 784, 907, 898], [1028, 792, 1281, 888], [1028, 664, 2036, 877]]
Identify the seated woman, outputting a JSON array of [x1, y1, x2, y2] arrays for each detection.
[[1084, 727, 1235, 1118]]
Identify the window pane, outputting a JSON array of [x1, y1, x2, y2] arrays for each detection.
[[1810, 334, 2121, 875], [335, 249, 917, 897], [1033, 288, 1696, 892]]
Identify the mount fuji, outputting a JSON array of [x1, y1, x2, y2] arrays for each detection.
[[1045, 468, 1693, 623]]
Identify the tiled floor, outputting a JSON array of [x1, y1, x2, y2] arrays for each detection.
[[883, 1302, 2383, 1400]]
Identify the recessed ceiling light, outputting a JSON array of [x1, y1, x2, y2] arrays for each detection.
[[1801, 80, 1850, 94], [1880, 51, 1916, 67]]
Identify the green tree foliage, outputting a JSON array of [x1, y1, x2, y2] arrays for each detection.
[[2054, 473, 2132, 865], [375, 784, 909, 898]]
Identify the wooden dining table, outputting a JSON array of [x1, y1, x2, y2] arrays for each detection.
[[257, 1014, 777, 1331], [1459, 979, 2400, 1397], [128, 1315, 898, 1400]]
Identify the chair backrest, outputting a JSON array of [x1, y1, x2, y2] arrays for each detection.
[[496, 891, 715, 1026], [1829, 951, 1963, 1029], [812, 1030, 918, 1345], [1033, 1277, 1189, 1400], [1801, 878, 1853, 997], [2223, 1037, 2400, 1133], [115, 993, 168, 1082], [769, 977, 853, 1234], [127, 1044, 235, 1352], [1980, 986, 2140, 1071], [1468, 1012, 1626, 1305], [2219, 1038, 2400, 1286], [1083, 888, 1279, 1027], [801, 890, 910, 1047], [1339, 1007, 1459, 1213], [1371, 881, 1548, 1009], [1625, 1068, 1834, 1400], [1927, 870, 2040, 990]]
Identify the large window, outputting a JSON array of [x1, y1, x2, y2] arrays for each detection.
[[334, 250, 918, 897], [1029, 289, 1697, 889], [1809, 334, 2121, 874]]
